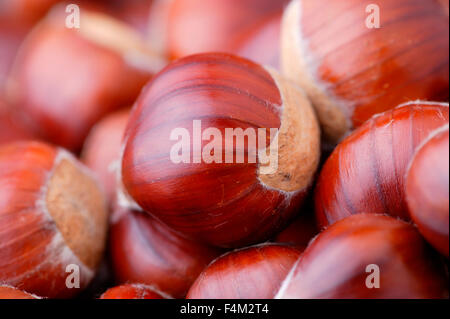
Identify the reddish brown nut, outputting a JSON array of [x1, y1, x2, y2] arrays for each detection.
[[109, 206, 222, 299], [121, 53, 320, 248], [82, 109, 130, 204], [0, 98, 36, 145], [406, 125, 449, 258], [282, 0, 449, 142], [6, 6, 166, 151], [233, 12, 283, 69], [165, 0, 290, 59], [276, 214, 449, 299], [187, 244, 301, 299], [315, 102, 449, 228], [274, 210, 318, 251], [99, 284, 169, 300], [0, 285, 41, 299], [0, 141, 108, 298]]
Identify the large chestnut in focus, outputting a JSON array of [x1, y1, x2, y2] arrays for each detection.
[[121, 53, 321, 248], [0, 141, 108, 298], [109, 206, 222, 298], [406, 125, 449, 257], [0, 285, 41, 299], [187, 244, 301, 299], [276, 214, 449, 299], [6, 6, 166, 151], [282, 0, 449, 142], [315, 102, 449, 228]]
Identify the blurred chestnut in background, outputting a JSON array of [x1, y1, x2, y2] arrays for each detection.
[[0, 285, 41, 299], [282, 0, 449, 142], [121, 53, 320, 248], [109, 206, 222, 298], [82, 109, 129, 205], [6, 6, 166, 151], [0, 0, 63, 29], [187, 244, 301, 299], [406, 125, 449, 258], [99, 284, 169, 299], [315, 102, 449, 228], [0, 141, 108, 298], [0, 98, 36, 145], [276, 214, 449, 299], [232, 12, 283, 70], [274, 210, 318, 251], [164, 0, 290, 59]]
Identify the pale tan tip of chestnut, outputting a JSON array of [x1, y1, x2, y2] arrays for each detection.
[[281, 0, 350, 143], [46, 154, 108, 270], [258, 69, 321, 193]]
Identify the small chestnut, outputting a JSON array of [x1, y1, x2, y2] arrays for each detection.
[[315, 101, 449, 228], [6, 6, 166, 151], [109, 205, 222, 298], [0, 141, 108, 298], [187, 244, 301, 299], [121, 52, 321, 247], [82, 109, 130, 205], [0, 285, 41, 300], [276, 214, 449, 299], [281, 0, 449, 142], [406, 124, 449, 258], [99, 284, 170, 300]]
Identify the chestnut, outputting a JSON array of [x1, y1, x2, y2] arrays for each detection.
[[109, 205, 222, 299], [0, 0, 62, 29], [0, 141, 108, 298], [6, 6, 166, 151], [406, 125, 449, 258], [82, 109, 130, 205], [187, 244, 301, 299], [273, 210, 318, 251], [99, 284, 170, 300], [121, 52, 321, 248], [232, 12, 283, 70], [0, 98, 36, 145], [315, 101, 449, 228], [276, 214, 449, 299], [164, 0, 290, 59], [281, 0, 449, 142], [0, 285, 41, 300]]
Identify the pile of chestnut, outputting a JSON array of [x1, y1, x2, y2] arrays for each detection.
[[0, 0, 448, 300]]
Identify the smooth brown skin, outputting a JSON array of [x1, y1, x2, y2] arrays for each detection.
[[315, 102, 449, 228], [274, 210, 318, 251], [277, 214, 449, 299], [82, 109, 129, 204], [122, 53, 310, 248], [0, 141, 107, 298], [187, 244, 301, 299], [0, 286, 39, 299], [109, 207, 222, 298], [99, 284, 166, 300], [285, 0, 449, 139], [0, 99, 36, 145], [406, 126, 449, 258], [7, 9, 154, 151], [233, 12, 283, 70], [166, 0, 290, 59]]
